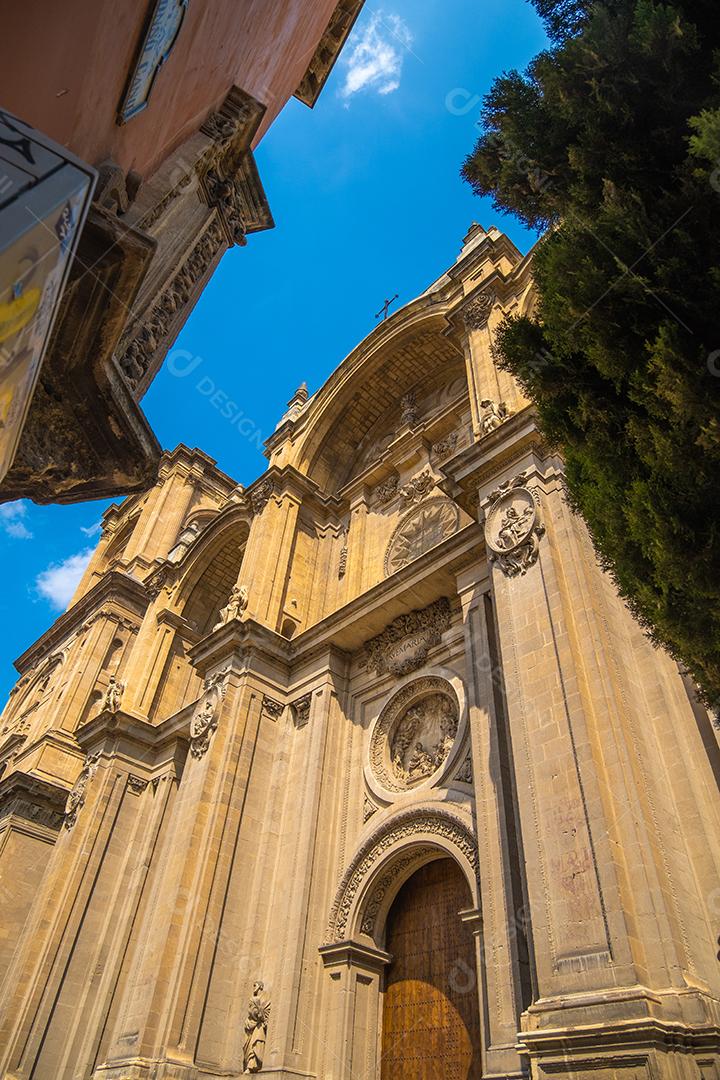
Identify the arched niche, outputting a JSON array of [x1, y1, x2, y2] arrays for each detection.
[[324, 804, 479, 949], [294, 309, 468, 496], [174, 511, 251, 637], [319, 806, 482, 1080]]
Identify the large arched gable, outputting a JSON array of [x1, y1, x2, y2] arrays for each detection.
[[292, 301, 466, 495]]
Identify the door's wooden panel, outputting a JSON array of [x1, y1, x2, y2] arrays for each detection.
[[380, 858, 481, 1080]]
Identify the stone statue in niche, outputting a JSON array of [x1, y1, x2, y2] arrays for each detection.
[[389, 693, 458, 786], [213, 584, 248, 631], [479, 398, 510, 435], [243, 981, 271, 1073], [102, 675, 124, 714]]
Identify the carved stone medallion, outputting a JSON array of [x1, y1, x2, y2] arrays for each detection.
[[483, 474, 544, 577], [384, 497, 460, 576], [369, 677, 459, 794]]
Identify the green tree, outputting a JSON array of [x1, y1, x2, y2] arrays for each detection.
[[463, 0, 720, 706]]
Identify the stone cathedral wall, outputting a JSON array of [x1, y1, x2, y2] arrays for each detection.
[[0, 225, 718, 1080]]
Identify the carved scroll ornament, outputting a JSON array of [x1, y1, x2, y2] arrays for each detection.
[[189, 667, 229, 758], [361, 597, 451, 677]]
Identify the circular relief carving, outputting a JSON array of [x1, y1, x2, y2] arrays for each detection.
[[369, 677, 459, 794], [384, 496, 460, 576], [484, 486, 536, 555], [483, 483, 544, 577]]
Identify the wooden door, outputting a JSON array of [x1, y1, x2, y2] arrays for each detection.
[[380, 858, 481, 1080]]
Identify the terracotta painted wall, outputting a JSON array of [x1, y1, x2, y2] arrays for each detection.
[[0, 0, 338, 178]]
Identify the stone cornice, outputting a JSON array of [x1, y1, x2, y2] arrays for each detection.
[[289, 521, 483, 663], [188, 617, 292, 680], [14, 571, 148, 675], [294, 1, 366, 108], [75, 707, 192, 777], [318, 939, 391, 972], [0, 770, 69, 832], [439, 407, 551, 515]]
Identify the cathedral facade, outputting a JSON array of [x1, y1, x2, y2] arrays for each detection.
[[0, 224, 718, 1080]]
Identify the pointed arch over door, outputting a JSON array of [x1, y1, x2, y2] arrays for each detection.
[[380, 858, 481, 1080]]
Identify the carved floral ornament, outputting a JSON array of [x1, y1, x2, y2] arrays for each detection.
[[189, 667, 230, 758], [482, 472, 545, 577], [325, 806, 478, 943], [367, 676, 462, 796]]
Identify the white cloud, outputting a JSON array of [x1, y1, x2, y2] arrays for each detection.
[[35, 547, 94, 611], [0, 500, 32, 540], [339, 12, 413, 100], [80, 520, 102, 537]]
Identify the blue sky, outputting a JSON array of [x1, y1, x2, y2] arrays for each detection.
[[0, 0, 546, 701]]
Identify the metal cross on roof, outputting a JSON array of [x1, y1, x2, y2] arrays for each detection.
[[375, 294, 399, 321]]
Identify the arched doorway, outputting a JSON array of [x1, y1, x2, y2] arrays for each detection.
[[380, 858, 481, 1079]]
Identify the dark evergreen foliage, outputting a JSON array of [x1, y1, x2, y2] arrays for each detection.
[[463, 0, 720, 705]]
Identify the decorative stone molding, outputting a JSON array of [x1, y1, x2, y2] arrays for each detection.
[[463, 289, 496, 330], [204, 168, 248, 247], [361, 597, 452, 677], [261, 696, 284, 723], [400, 390, 419, 427], [291, 694, 312, 729], [338, 530, 348, 578], [0, 775, 68, 833], [479, 398, 511, 436], [455, 750, 473, 786], [145, 564, 176, 600], [242, 981, 271, 1073], [363, 795, 378, 823], [189, 667, 230, 758], [212, 584, 248, 631], [126, 774, 149, 795], [432, 431, 458, 459], [483, 472, 545, 577], [250, 478, 274, 514], [64, 752, 101, 829], [294, 0, 366, 107], [398, 468, 436, 507], [325, 806, 478, 942], [118, 218, 225, 390], [368, 676, 459, 794], [360, 846, 436, 935], [384, 496, 460, 576], [373, 472, 400, 506]]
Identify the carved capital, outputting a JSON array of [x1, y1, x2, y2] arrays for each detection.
[[261, 696, 284, 722], [250, 478, 274, 515], [291, 694, 312, 728]]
